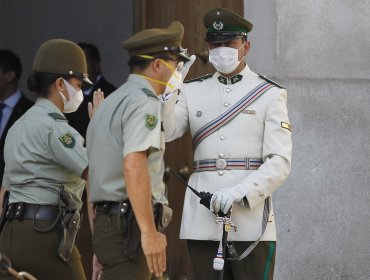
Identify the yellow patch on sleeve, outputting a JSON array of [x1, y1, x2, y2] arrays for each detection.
[[145, 114, 158, 130], [281, 121, 292, 132], [58, 132, 76, 148]]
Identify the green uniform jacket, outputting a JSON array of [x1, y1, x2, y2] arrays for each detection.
[[2, 98, 87, 209], [86, 74, 167, 205]]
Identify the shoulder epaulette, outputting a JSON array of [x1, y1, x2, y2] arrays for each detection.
[[185, 73, 214, 84], [258, 74, 285, 89], [48, 112, 66, 121], [141, 88, 158, 99]]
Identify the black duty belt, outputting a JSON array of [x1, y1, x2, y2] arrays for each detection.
[[5, 203, 61, 223], [94, 201, 127, 215]]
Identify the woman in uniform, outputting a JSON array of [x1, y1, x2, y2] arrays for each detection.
[[0, 39, 102, 280]]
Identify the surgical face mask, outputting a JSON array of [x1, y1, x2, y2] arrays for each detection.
[[58, 79, 84, 113], [139, 59, 184, 96], [208, 45, 244, 74], [163, 69, 183, 95], [159, 59, 184, 95]]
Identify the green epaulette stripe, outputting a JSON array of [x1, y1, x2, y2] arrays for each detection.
[[141, 88, 157, 99], [185, 73, 214, 84], [48, 112, 66, 121]]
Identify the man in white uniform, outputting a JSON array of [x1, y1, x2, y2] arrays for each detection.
[[162, 8, 292, 280]]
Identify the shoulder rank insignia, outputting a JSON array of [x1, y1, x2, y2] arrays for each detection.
[[59, 132, 76, 148], [185, 73, 214, 84], [281, 121, 292, 132], [258, 74, 285, 89], [145, 114, 158, 130], [48, 112, 66, 121]]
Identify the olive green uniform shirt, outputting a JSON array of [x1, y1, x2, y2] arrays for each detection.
[[86, 74, 167, 205], [2, 98, 87, 209]]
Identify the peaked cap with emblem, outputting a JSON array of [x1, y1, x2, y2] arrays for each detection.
[[204, 8, 253, 43], [122, 21, 190, 61], [32, 39, 92, 84]]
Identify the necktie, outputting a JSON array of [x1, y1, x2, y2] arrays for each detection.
[[0, 102, 6, 125]]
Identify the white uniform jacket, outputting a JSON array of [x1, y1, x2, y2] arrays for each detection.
[[162, 65, 292, 241]]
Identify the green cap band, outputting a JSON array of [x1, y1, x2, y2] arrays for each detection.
[[208, 26, 249, 33]]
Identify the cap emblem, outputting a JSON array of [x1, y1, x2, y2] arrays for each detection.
[[213, 21, 224, 30]]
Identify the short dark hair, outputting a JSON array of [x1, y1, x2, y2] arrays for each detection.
[[0, 49, 22, 82], [77, 42, 101, 63]]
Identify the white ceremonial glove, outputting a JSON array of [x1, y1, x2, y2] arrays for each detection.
[[210, 184, 247, 214], [160, 55, 196, 101], [180, 54, 196, 80]]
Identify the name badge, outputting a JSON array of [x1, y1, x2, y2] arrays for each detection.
[[242, 109, 256, 115]]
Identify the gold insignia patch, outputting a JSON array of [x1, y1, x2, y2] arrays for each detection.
[[281, 122, 292, 132], [145, 114, 158, 130], [58, 132, 76, 148]]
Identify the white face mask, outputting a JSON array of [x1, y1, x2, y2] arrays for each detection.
[[58, 79, 84, 113], [208, 45, 244, 74], [163, 70, 183, 95]]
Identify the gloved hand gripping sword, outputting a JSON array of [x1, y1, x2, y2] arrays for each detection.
[[169, 170, 236, 276]]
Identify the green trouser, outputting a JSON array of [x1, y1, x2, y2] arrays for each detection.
[[0, 219, 86, 280], [92, 212, 151, 280], [187, 240, 276, 280]]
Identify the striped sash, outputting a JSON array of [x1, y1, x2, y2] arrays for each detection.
[[192, 81, 274, 152]]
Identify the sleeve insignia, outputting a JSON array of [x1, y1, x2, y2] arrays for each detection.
[[58, 132, 76, 148], [145, 114, 158, 130], [281, 121, 292, 132]]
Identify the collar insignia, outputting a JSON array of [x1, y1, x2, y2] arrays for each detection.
[[142, 88, 157, 99], [48, 112, 66, 121], [217, 74, 243, 85]]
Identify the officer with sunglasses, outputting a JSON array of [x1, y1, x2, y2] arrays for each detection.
[[86, 21, 194, 280]]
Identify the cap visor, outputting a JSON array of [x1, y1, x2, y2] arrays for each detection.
[[206, 37, 238, 43], [82, 77, 93, 85], [206, 34, 246, 43]]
